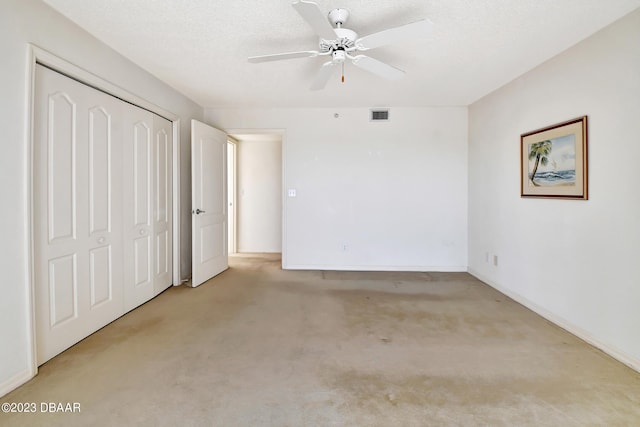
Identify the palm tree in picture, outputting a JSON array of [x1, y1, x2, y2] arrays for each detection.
[[528, 140, 552, 186]]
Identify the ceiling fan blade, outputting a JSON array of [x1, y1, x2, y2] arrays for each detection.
[[356, 19, 433, 50], [292, 0, 337, 41], [310, 61, 338, 91], [248, 51, 319, 63], [351, 55, 405, 80]]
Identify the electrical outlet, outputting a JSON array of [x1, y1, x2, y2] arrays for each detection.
[[342, 244, 348, 252], [493, 255, 498, 266]]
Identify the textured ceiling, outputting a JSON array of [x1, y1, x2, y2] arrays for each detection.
[[42, 0, 640, 108]]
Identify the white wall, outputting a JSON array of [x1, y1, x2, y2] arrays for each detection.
[[0, 0, 202, 396], [237, 138, 283, 253], [468, 9, 640, 369], [206, 107, 468, 271]]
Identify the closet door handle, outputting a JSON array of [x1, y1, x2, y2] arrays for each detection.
[[194, 208, 206, 215]]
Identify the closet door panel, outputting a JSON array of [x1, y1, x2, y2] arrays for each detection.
[[123, 107, 155, 311], [152, 115, 173, 295], [34, 65, 123, 364], [88, 107, 112, 235], [47, 92, 76, 243]]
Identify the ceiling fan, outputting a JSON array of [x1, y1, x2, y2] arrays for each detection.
[[248, 0, 433, 90]]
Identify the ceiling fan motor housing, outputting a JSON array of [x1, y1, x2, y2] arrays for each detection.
[[328, 8, 349, 27]]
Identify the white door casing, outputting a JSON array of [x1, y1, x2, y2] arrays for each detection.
[[191, 120, 228, 287], [227, 140, 236, 254]]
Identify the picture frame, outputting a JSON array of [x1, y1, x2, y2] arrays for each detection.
[[520, 116, 588, 199]]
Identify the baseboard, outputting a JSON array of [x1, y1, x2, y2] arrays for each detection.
[[284, 264, 467, 272], [468, 268, 640, 374], [0, 367, 35, 398]]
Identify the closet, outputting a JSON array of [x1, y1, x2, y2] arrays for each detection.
[[33, 64, 173, 364]]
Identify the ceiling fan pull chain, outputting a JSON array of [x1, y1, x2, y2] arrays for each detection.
[[342, 62, 345, 83]]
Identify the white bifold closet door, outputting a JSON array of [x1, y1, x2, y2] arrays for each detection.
[[122, 107, 173, 309], [34, 64, 172, 364]]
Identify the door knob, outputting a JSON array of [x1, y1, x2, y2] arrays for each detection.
[[195, 208, 206, 214]]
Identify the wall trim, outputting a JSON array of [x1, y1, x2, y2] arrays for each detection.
[[226, 138, 237, 254], [172, 119, 181, 285], [469, 268, 640, 374], [32, 45, 178, 122], [281, 132, 287, 269], [0, 368, 35, 398], [25, 40, 39, 394], [285, 264, 467, 272]]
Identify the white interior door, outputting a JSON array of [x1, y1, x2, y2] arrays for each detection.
[[191, 120, 228, 287], [34, 65, 124, 363]]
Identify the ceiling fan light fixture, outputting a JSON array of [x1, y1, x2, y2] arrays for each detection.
[[332, 50, 346, 63]]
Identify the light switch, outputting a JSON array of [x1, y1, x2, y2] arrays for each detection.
[[288, 189, 297, 197]]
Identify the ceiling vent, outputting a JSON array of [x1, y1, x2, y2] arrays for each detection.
[[370, 109, 389, 121]]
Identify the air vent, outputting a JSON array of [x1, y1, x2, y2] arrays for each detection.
[[370, 109, 389, 121]]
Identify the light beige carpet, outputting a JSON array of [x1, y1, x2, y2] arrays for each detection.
[[2, 253, 639, 426]]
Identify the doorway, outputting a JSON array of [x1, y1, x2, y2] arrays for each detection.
[[228, 132, 283, 254]]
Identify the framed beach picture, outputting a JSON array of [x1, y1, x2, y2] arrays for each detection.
[[520, 116, 588, 199]]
